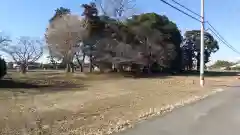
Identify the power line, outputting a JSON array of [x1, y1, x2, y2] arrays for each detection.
[[159, 0, 201, 22], [170, 0, 201, 18], [206, 22, 236, 49], [206, 22, 240, 54], [170, 0, 239, 52], [208, 28, 240, 54], [159, 0, 240, 55]]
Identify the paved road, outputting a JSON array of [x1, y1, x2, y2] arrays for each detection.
[[115, 86, 240, 135]]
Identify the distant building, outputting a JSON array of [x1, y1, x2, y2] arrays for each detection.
[[230, 63, 240, 68], [12, 62, 41, 69], [7, 62, 14, 69]]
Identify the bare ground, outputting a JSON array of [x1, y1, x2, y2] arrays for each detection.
[[0, 71, 238, 135]]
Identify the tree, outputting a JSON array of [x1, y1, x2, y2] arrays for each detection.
[[210, 60, 235, 68], [78, 3, 183, 74], [75, 50, 85, 72], [0, 33, 11, 49], [180, 38, 194, 70], [78, 9, 183, 73], [1, 37, 43, 73], [183, 30, 219, 70], [45, 14, 87, 73], [0, 58, 7, 79], [81, 2, 137, 72], [47, 7, 72, 70], [46, 55, 58, 69], [125, 13, 182, 72], [0, 36, 9, 45], [49, 7, 71, 22], [94, 0, 136, 20], [81, 2, 106, 72]]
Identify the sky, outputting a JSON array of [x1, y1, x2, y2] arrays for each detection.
[[0, 0, 240, 64]]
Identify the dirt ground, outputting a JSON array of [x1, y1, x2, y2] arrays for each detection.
[[0, 70, 238, 135]]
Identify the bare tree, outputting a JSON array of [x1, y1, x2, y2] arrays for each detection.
[[0, 37, 9, 45], [0, 33, 11, 47], [74, 42, 86, 72], [94, 0, 136, 20], [45, 14, 87, 73], [46, 54, 59, 69], [1, 37, 43, 73]]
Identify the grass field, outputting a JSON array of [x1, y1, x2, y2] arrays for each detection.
[[0, 70, 239, 135]]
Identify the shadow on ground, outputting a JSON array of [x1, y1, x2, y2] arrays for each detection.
[[122, 73, 170, 79], [0, 80, 48, 89], [99, 71, 171, 79], [177, 71, 239, 77], [210, 84, 240, 88], [118, 70, 239, 78], [0, 79, 87, 94], [82, 70, 239, 79]]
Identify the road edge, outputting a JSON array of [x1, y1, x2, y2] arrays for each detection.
[[109, 88, 225, 135]]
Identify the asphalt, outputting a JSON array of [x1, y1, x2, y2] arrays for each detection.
[[114, 86, 240, 135]]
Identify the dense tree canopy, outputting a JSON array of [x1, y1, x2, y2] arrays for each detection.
[[182, 30, 219, 70], [125, 13, 181, 68], [44, 2, 219, 74]]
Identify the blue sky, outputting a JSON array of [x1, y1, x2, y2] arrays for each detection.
[[0, 0, 239, 64]]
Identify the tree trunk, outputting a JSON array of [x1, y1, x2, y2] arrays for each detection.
[[76, 57, 83, 72], [70, 62, 75, 73], [82, 54, 85, 72], [90, 55, 93, 72], [99, 66, 104, 73], [89, 44, 94, 72], [80, 63, 83, 72], [112, 64, 117, 72], [188, 50, 193, 71], [118, 65, 124, 72], [66, 63, 71, 73], [20, 63, 27, 74], [75, 53, 85, 72], [196, 52, 200, 71]]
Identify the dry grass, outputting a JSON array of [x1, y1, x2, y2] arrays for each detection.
[[0, 70, 238, 135]]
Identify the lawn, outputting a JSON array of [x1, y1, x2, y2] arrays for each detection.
[[0, 70, 238, 135]]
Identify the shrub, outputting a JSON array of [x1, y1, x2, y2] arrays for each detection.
[[231, 66, 240, 71], [225, 66, 231, 70], [0, 58, 7, 79]]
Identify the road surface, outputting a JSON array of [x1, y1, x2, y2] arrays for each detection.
[[115, 86, 240, 135]]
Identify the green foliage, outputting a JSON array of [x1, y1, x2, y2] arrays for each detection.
[[49, 7, 71, 22], [183, 30, 219, 70], [184, 30, 219, 54], [230, 66, 240, 70], [0, 58, 7, 79], [76, 8, 183, 72], [126, 13, 178, 33], [47, 2, 220, 74], [125, 13, 182, 70], [81, 3, 106, 44], [211, 60, 235, 68]]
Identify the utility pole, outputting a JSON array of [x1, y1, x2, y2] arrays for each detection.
[[200, 0, 205, 87]]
